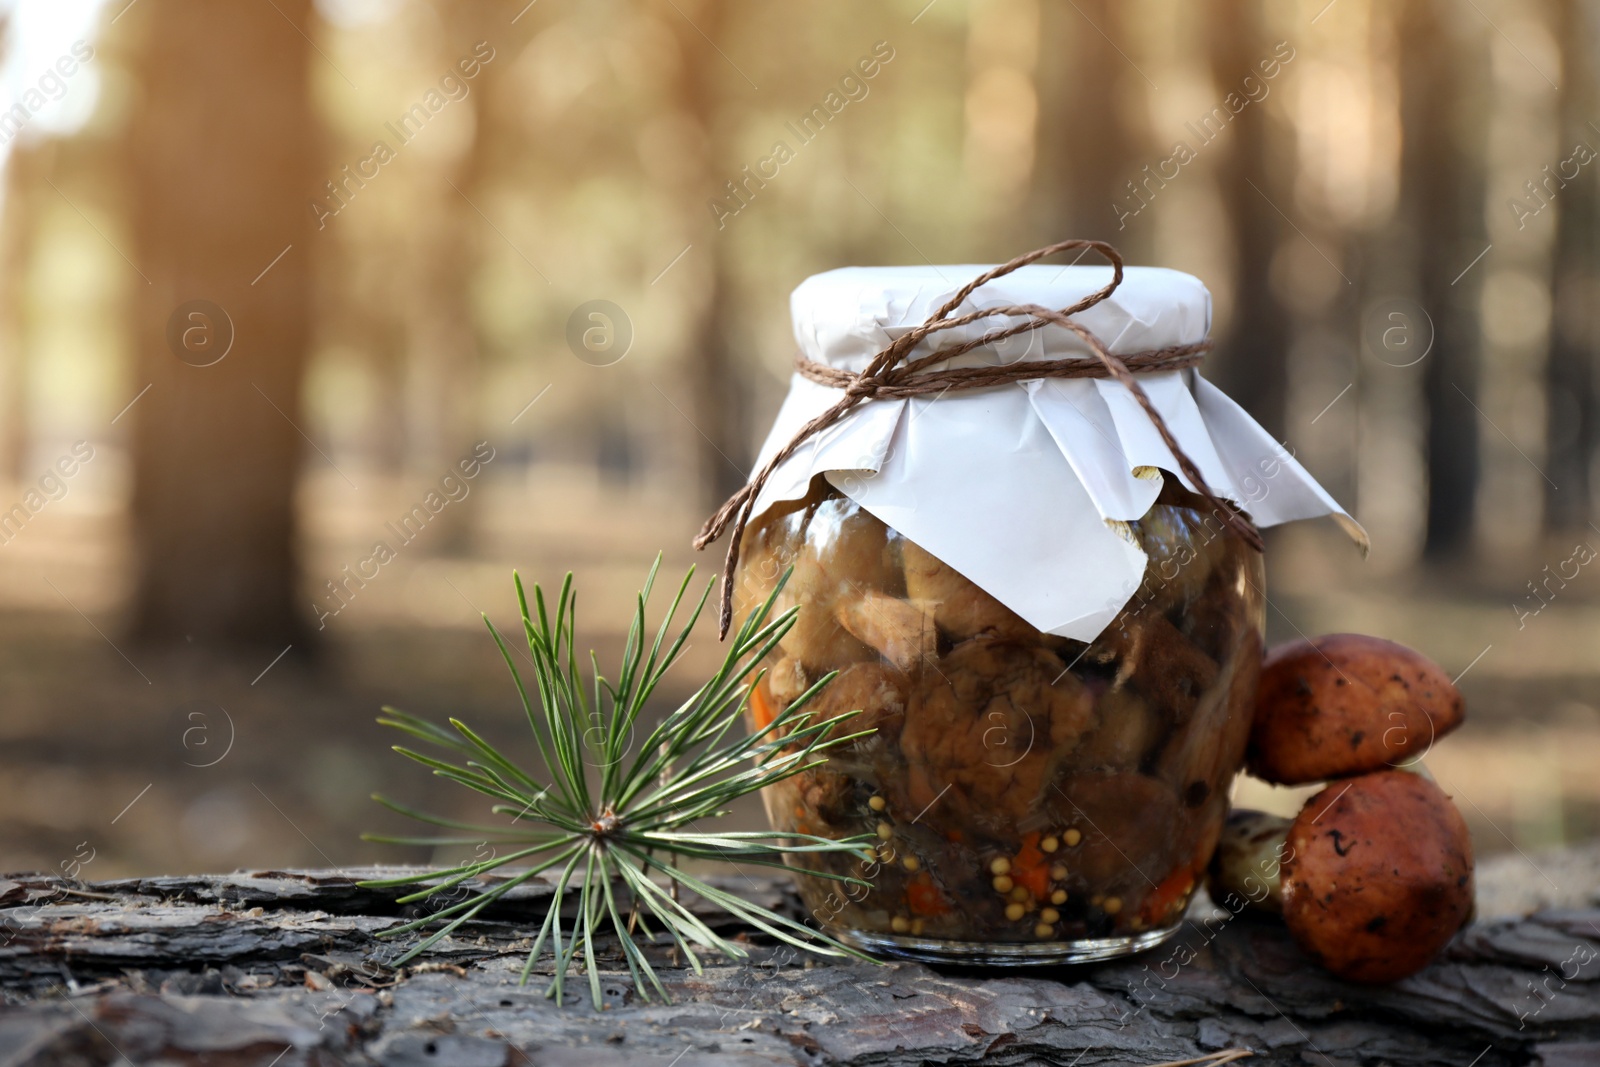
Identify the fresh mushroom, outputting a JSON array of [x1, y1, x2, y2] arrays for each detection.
[[1248, 634, 1465, 785], [1209, 769, 1474, 983], [1206, 808, 1291, 914], [1214, 767, 1445, 897]]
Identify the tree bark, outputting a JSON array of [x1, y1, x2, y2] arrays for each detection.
[[3, 855, 1598, 1066], [125, 0, 318, 648]]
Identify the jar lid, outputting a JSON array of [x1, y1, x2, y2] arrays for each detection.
[[750, 262, 1365, 643], [791, 264, 1212, 371]]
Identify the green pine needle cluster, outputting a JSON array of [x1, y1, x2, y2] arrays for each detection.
[[361, 557, 876, 1008]]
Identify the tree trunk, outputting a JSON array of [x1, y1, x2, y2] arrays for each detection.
[[404, 2, 498, 556], [1545, 0, 1600, 532], [0, 141, 47, 483], [1033, 0, 1142, 250], [1400, 0, 1486, 558], [1207, 0, 1291, 441], [668, 0, 749, 510], [126, 0, 318, 648]]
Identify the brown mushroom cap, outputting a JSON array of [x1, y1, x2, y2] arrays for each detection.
[[1281, 769, 1474, 983], [1248, 634, 1465, 785]]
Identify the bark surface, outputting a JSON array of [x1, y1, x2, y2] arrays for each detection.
[[2, 852, 1598, 1066]]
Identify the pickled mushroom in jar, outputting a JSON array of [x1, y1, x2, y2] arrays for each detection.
[[834, 591, 938, 674], [801, 660, 910, 751], [758, 656, 809, 725], [1085, 608, 1220, 720], [1048, 771, 1183, 900], [754, 659, 909, 837], [736, 482, 902, 673], [902, 540, 1035, 643], [710, 253, 1368, 958], [898, 639, 1094, 829], [1073, 685, 1164, 771], [1125, 496, 1236, 619], [735, 476, 1265, 948]]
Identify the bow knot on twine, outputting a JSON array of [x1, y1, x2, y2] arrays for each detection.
[[694, 238, 1265, 638]]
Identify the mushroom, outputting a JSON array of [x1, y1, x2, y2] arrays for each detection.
[[802, 660, 910, 749], [901, 540, 1036, 642], [735, 477, 902, 673], [1073, 685, 1163, 771], [1206, 808, 1291, 915], [834, 591, 938, 674], [1248, 634, 1465, 785], [1049, 771, 1181, 893], [897, 639, 1094, 827], [1208, 769, 1474, 983]]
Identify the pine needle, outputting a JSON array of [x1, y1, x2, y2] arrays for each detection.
[[363, 557, 876, 1008]]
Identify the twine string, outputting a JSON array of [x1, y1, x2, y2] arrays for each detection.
[[693, 239, 1265, 639]]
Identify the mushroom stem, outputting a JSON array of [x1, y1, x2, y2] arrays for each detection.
[[1392, 757, 1435, 782], [834, 592, 938, 673], [1206, 809, 1291, 915]]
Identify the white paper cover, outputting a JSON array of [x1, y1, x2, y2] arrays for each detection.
[[750, 264, 1365, 643]]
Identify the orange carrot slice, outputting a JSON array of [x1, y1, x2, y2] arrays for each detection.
[[1137, 867, 1196, 924], [905, 873, 950, 916], [749, 682, 776, 731], [1013, 831, 1050, 899]]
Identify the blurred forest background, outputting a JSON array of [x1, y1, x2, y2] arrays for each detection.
[[2, 0, 1599, 880]]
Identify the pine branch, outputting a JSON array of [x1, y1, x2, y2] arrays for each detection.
[[363, 557, 877, 1008]]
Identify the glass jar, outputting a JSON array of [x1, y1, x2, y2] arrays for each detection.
[[734, 474, 1265, 965]]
